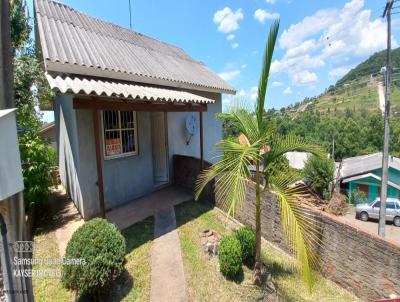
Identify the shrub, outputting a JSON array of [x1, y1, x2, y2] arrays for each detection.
[[218, 235, 242, 277], [62, 218, 126, 296], [234, 227, 256, 264], [349, 188, 367, 205], [303, 155, 335, 200]]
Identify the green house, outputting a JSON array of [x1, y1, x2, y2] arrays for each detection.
[[339, 153, 400, 204]]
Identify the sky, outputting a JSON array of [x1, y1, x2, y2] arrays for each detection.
[[28, 0, 399, 120]]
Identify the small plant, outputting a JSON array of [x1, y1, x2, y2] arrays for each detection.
[[62, 218, 126, 297], [235, 227, 256, 264], [349, 188, 367, 205], [218, 235, 242, 278]]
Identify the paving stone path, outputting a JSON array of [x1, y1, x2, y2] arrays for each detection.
[[150, 206, 188, 302]]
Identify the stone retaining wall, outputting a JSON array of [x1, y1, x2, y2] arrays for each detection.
[[228, 184, 400, 302], [173, 155, 400, 301]]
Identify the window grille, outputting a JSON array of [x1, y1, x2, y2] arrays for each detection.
[[102, 110, 137, 159]]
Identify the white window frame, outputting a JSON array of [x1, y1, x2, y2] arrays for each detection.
[[101, 110, 138, 160]]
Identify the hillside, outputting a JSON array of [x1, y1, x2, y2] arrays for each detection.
[[289, 48, 400, 115]]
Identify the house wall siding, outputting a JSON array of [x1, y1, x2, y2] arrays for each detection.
[[56, 92, 222, 219], [55, 94, 85, 216], [167, 92, 222, 179], [102, 111, 154, 210]]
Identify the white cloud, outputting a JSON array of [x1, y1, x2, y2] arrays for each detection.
[[250, 86, 258, 100], [266, 0, 276, 3], [292, 70, 318, 85], [227, 34, 235, 41], [329, 66, 351, 77], [286, 39, 317, 58], [272, 0, 395, 86], [232, 43, 239, 49], [254, 9, 280, 24], [272, 81, 283, 87], [218, 70, 241, 81], [279, 8, 337, 49], [213, 7, 244, 33], [270, 54, 324, 76], [283, 87, 292, 94], [238, 89, 246, 97], [241, 64, 248, 69]]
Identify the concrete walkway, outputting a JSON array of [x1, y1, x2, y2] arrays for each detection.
[[51, 186, 84, 256], [150, 206, 188, 302], [107, 186, 193, 230]]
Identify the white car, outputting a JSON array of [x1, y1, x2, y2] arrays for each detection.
[[355, 198, 400, 227]]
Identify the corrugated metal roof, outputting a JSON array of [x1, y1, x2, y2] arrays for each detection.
[[45, 73, 215, 104], [34, 0, 236, 94], [339, 152, 400, 179]]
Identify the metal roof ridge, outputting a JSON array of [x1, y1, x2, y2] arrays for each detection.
[[45, 61, 236, 94]]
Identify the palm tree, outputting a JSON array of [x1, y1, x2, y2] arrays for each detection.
[[195, 20, 324, 289]]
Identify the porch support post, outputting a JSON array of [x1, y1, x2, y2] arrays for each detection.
[[199, 111, 204, 170], [92, 109, 106, 218]]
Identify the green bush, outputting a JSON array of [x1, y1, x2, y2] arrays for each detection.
[[218, 235, 242, 277], [62, 218, 126, 296], [349, 188, 367, 205], [303, 155, 335, 200], [235, 227, 256, 264]]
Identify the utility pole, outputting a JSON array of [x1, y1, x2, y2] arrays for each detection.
[[379, 0, 394, 237], [0, 0, 14, 109]]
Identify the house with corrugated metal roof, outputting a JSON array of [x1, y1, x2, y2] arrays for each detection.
[[34, 0, 235, 219], [338, 153, 400, 203]]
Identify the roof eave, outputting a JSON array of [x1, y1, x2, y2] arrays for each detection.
[[44, 60, 236, 95]]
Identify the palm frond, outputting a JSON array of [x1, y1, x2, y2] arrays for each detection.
[[267, 172, 323, 290], [264, 134, 325, 170], [195, 138, 260, 216], [256, 19, 280, 128], [228, 109, 259, 144]]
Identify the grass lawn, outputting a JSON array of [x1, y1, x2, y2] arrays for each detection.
[[175, 201, 360, 302], [32, 203, 154, 301]]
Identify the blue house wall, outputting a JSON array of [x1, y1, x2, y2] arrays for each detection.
[[348, 167, 400, 203], [55, 91, 222, 219]]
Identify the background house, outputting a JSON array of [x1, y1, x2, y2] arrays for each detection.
[[34, 0, 235, 219], [39, 121, 56, 149], [338, 153, 400, 203]]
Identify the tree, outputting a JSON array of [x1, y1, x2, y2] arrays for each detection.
[[195, 20, 324, 289], [10, 0, 55, 209], [303, 155, 335, 200]]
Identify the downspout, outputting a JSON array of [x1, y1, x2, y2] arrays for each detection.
[[0, 213, 15, 302]]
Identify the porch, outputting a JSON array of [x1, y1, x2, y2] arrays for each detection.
[[107, 185, 193, 229]]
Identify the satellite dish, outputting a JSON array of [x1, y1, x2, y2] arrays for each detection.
[[185, 114, 198, 145]]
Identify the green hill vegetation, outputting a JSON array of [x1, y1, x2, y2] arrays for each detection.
[[287, 48, 400, 115]]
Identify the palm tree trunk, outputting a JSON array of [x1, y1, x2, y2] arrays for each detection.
[[253, 160, 262, 285]]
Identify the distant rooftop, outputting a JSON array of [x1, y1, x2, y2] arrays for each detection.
[[339, 152, 400, 180]]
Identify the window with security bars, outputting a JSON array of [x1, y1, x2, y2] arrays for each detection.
[[102, 110, 138, 159]]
